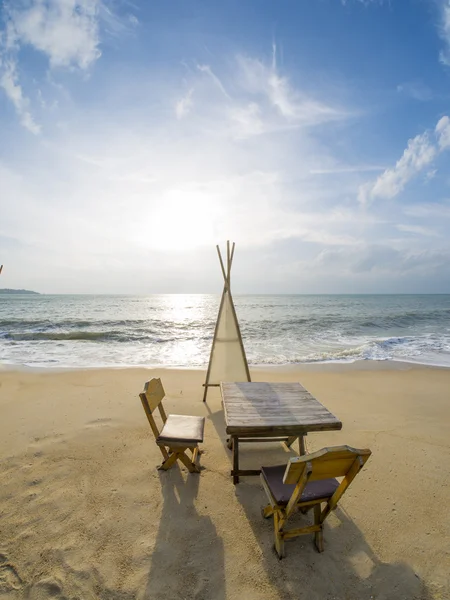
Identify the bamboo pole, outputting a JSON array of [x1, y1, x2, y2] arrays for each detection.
[[203, 278, 227, 402], [227, 286, 251, 382], [229, 242, 235, 269], [216, 246, 227, 285]]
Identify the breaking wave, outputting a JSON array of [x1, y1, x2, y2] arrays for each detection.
[[1, 293, 450, 368]]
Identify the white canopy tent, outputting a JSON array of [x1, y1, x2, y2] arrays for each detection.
[[203, 241, 251, 402]]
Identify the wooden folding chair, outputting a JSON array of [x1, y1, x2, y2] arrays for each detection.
[[139, 378, 205, 473], [261, 445, 371, 558]]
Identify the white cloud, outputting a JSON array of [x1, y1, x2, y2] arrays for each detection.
[[358, 116, 450, 203], [341, 0, 387, 5], [436, 115, 450, 148], [311, 244, 450, 281], [0, 59, 41, 133], [175, 88, 193, 119], [396, 81, 433, 101], [181, 50, 351, 142], [128, 14, 139, 27], [229, 102, 264, 138], [0, 0, 108, 133], [197, 64, 231, 99], [403, 202, 450, 218], [358, 132, 436, 202], [236, 51, 347, 126], [6, 0, 102, 70], [397, 224, 440, 237], [439, 1, 450, 65], [310, 165, 385, 175]]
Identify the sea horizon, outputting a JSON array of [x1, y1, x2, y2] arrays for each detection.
[[3, 291, 450, 296]]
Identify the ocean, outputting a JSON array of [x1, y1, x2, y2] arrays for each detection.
[[1, 294, 450, 369]]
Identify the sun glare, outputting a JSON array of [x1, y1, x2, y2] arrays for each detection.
[[148, 191, 219, 251]]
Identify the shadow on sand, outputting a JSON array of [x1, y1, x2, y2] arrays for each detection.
[[206, 399, 431, 600], [144, 396, 431, 600], [235, 479, 431, 600], [144, 468, 225, 600]]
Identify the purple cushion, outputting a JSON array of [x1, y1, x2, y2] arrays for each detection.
[[261, 464, 339, 506]]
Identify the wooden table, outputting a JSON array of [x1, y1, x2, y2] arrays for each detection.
[[220, 382, 342, 484]]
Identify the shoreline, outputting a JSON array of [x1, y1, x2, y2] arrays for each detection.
[[1, 357, 450, 374]]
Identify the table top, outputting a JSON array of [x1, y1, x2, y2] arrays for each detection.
[[220, 381, 342, 436]]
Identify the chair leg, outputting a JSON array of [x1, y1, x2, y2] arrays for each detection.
[[178, 451, 201, 473], [158, 445, 170, 461], [158, 451, 179, 471], [262, 504, 275, 519], [314, 504, 324, 552], [191, 447, 199, 463], [273, 512, 285, 559]]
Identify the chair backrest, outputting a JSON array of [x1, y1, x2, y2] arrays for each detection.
[[140, 378, 165, 413], [282, 445, 371, 520], [284, 445, 371, 485], [139, 378, 167, 440]]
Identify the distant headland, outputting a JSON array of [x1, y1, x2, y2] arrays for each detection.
[[0, 289, 40, 295]]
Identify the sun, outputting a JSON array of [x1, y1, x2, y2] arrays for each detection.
[[148, 189, 219, 251]]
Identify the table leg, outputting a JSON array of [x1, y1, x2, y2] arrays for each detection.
[[285, 436, 297, 448], [232, 437, 239, 484], [299, 435, 306, 455]]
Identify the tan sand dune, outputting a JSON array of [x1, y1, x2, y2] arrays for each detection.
[[0, 364, 449, 599]]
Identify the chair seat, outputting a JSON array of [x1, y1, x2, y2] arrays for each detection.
[[261, 464, 339, 506], [157, 414, 205, 445]]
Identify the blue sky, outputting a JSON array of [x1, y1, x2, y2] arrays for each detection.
[[1, 0, 450, 293]]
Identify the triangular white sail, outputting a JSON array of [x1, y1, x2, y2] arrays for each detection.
[[203, 241, 251, 402]]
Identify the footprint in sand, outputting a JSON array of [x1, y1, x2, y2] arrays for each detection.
[[0, 554, 23, 593], [84, 417, 113, 428], [30, 433, 64, 449], [28, 578, 65, 599]]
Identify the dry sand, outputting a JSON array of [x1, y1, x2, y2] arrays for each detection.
[[0, 363, 449, 600]]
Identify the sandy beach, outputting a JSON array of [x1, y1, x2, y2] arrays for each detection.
[[0, 363, 449, 599]]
